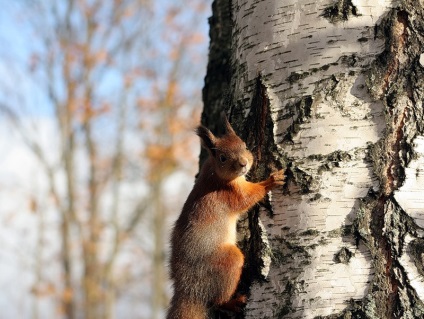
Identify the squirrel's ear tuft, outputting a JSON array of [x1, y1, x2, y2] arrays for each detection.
[[196, 125, 217, 154], [221, 111, 236, 135]]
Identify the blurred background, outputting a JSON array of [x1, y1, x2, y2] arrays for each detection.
[[0, 0, 211, 318]]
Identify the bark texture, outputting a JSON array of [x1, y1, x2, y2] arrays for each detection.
[[203, 0, 424, 318]]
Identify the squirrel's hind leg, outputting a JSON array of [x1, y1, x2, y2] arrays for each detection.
[[210, 244, 244, 306], [166, 296, 208, 319]]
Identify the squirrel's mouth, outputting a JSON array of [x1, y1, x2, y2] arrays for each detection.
[[239, 166, 248, 176]]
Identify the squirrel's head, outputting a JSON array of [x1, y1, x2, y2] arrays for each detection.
[[196, 113, 254, 181]]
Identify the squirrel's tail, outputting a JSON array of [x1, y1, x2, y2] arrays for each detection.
[[166, 296, 208, 319]]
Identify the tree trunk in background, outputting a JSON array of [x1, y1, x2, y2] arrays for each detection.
[[203, 0, 424, 318]]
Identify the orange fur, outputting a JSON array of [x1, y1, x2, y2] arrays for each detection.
[[167, 115, 284, 319]]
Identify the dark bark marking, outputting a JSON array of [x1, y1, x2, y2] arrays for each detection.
[[409, 239, 424, 278], [382, 11, 409, 96], [242, 74, 285, 181], [365, 7, 419, 199], [291, 167, 313, 194], [352, 196, 399, 319], [278, 95, 313, 145], [321, 0, 360, 24], [352, 195, 424, 319], [244, 75, 270, 166], [238, 207, 269, 289], [334, 247, 353, 264], [287, 71, 310, 84], [315, 150, 353, 174], [286, 62, 339, 84], [384, 105, 408, 196], [367, 10, 409, 99], [373, 197, 400, 318]]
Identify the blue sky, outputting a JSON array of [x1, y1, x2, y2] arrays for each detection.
[[0, 0, 212, 119]]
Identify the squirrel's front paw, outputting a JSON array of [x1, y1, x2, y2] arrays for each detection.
[[270, 169, 285, 187]]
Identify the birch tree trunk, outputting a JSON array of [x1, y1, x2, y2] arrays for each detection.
[[202, 0, 424, 318]]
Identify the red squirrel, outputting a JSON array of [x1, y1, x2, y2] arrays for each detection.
[[166, 114, 285, 319]]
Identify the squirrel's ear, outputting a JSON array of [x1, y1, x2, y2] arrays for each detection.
[[196, 125, 217, 155], [221, 111, 236, 135]]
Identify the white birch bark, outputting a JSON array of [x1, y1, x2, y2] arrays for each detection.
[[203, 0, 424, 318]]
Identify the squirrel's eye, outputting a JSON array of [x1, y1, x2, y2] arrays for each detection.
[[219, 154, 227, 163]]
